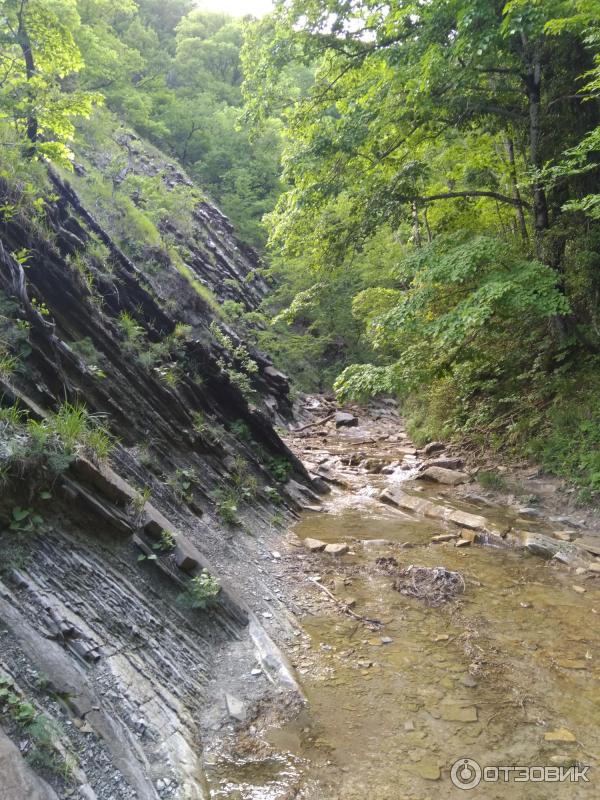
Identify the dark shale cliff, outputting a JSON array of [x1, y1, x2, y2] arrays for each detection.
[[0, 123, 319, 800]]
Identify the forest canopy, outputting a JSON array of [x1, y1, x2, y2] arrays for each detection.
[[1, 0, 600, 490], [242, 0, 600, 487]]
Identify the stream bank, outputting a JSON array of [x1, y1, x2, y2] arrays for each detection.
[[207, 395, 600, 799]]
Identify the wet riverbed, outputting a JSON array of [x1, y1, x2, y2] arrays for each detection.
[[207, 407, 600, 799]]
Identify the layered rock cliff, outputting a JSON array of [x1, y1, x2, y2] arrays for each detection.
[[0, 120, 316, 799]]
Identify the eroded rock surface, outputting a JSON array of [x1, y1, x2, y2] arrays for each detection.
[[0, 151, 311, 798]]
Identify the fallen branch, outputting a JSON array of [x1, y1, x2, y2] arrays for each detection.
[[309, 577, 382, 628], [292, 411, 336, 432]]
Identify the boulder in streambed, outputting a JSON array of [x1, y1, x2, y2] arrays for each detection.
[[335, 411, 359, 428], [423, 441, 445, 456], [225, 694, 246, 722], [309, 474, 331, 494], [325, 542, 349, 556], [417, 466, 469, 486], [419, 456, 464, 471], [304, 537, 327, 552], [361, 458, 386, 473]]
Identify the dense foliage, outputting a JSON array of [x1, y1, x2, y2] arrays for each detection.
[[0, 0, 288, 246], [1, 0, 600, 491], [243, 0, 600, 491]]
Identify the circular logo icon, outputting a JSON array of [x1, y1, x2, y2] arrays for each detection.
[[450, 758, 482, 790]]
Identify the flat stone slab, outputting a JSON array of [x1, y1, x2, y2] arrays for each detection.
[[576, 537, 600, 557], [379, 488, 488, 532], [515, 530, 580, 562], [304, 537, 327, 552], [325, 542, 349, 556], [418, 466, 468, 485], [446, 509, 488, 530], [380, 487, 434, 515]]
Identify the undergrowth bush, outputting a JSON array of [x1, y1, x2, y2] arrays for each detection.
[[0, 401, 113, 480], [177, 569, 221, 610]]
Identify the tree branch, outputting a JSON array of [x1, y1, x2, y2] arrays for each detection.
[[395, 190, 531, 209]]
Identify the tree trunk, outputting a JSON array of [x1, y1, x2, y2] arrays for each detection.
[[423, 206, 432, 243], [504, 135, 528, 242], [17, 0, 38, 149], [411, 201, 421, 247], [494, 199, 509, 240], [522, 41, 549, 241]]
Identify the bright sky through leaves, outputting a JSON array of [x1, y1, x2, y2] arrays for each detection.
[[196, 0, 273, 17]]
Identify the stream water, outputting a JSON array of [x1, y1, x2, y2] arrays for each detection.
[[208, 412, 600, 799]]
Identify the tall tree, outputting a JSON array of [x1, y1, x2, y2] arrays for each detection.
[[0, 0, 99, 162], [243, 0, 599, 263]]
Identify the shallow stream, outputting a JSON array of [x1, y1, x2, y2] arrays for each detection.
[[208, 417, 600, 799]]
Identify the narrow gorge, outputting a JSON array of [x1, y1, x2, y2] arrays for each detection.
[[1, 1, 600, 797]]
